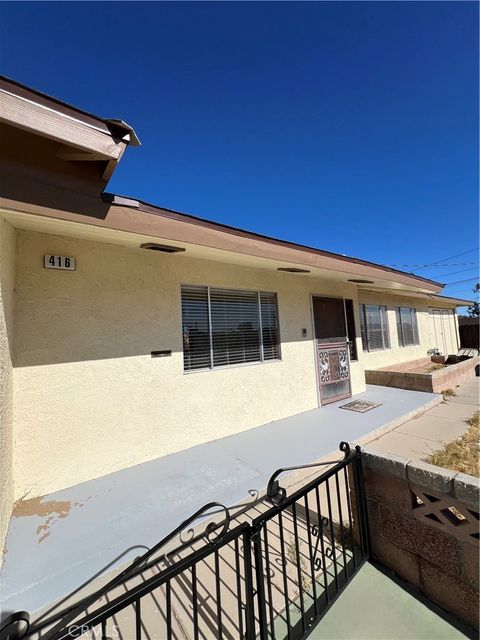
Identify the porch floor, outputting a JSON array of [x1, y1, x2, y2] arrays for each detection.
[[1, 385, 440, 617], [309, 562, 470, 639]]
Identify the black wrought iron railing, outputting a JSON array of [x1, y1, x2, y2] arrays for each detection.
[[1, 443, 369, 640]]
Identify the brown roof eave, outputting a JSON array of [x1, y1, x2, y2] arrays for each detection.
[[106, 193, 443, 291], [431, 294, 474, 306], [0, 191, 444, 294], [0, 75, 141, 146]]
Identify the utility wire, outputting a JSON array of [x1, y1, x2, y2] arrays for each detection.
[[445, 289, 478, 300], [443, 276, 479, 286], [412, 248, 479, 273], [450, 284, 479, 290], [434, 267, 479, 278], [389, 261, 478, 268], [446, 285, 478, 294]]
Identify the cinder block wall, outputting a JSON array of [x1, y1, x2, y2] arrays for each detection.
[[428, 356, 480, 392], [359, 449, 479, 630], [365, 356, 480, 393]]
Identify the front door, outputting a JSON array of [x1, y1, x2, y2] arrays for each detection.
[[312, 297, 351, 405]]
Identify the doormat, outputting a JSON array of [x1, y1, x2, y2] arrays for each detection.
[[339, 400, 382, 413]]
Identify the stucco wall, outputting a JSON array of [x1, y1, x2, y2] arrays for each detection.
[[11, 229, 457, 500], [13, 229, 367, 498], [0, 217, 17, 563], [357, 291, 458, 370]]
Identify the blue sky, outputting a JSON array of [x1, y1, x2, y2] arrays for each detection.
[[0, 1, 478, 305]]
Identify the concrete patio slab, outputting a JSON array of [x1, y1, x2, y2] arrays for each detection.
[[427, 401, 477, 423], [447, 378, 480, 405], [448, 395, 480, 406], [309, 562, 470, 639], [367, 430, 444, 459], [452, 378, 480, 398], [368, 377, 479, 465], [1, 385, 440, 617], [397, 413, 471, 442]]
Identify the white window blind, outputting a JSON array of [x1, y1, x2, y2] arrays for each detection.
[[182, 285, 280, 371], [260, 292, 281, 361], [210, 288, 261, 366], [181, 286, 211, 371], [359, 304, 390, 351], [396, 307, 419, 347]]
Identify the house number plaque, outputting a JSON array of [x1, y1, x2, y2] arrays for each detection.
[[44, 255, 76, 271]]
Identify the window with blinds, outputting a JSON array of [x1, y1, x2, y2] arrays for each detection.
[[181, 286, 211, 371], [260, 292, 280, 360], [211, 288, 261, 366], [396, 307, 419, 347], [359, 304, 390, 351], [181, 285, 280, 371]]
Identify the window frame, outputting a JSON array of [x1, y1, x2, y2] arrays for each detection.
[[344, 299, 358, 361], [181, 284, 282, 373], [396, 307, 420, 347], [359, 304, 391, 352]]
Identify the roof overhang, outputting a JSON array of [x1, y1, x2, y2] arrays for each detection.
[[0, 76, 140, 167], [428, 294, 473, 307], [0, 193, 444, 296], [358, 288, 472, 307]]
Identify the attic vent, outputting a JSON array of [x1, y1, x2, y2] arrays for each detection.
[[348, 279, 374, 284], [277, 267, 310, 273], [140, 243, 185, 253]]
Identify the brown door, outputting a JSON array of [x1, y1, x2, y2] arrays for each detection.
[[312, 297, 351, 405]]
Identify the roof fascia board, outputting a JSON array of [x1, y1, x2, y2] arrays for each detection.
[[431, 294, 473, 306], [358, 287, 471, 306], [0, 90, 126, 160], [128, 199, 442, 292], [0, 75, 111, 132], [0, 76, 140, 146]]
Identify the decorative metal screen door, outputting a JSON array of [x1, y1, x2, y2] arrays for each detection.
[[312, 297, 352, 405]]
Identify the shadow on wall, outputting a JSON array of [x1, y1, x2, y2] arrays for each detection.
[[14, 306, 308, 367], [0, 221, 16, 361], [13, 236, 316, 368]]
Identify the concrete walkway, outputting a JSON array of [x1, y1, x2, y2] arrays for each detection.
[[309, 562, 470, 639], [1, 385, 440, 617], [367, 378, 479, 460]]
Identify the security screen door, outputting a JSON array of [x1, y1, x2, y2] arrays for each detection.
[[312, 296, 352, 405]]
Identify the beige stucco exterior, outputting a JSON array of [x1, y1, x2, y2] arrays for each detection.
[[356, 291, 459, 370], [8, 225, 460, 501], [0, 217, 17, 562], [12, 228, 361, 499]]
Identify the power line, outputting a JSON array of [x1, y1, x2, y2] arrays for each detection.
[[443, 276, 479, 286], [449, 284, 478, 290], [446, 288, 478, 300], [413, 249, 479, 273], [434, 267, 479, 278], [445, 286, 477, 294], [389, 262, 478, 268]]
